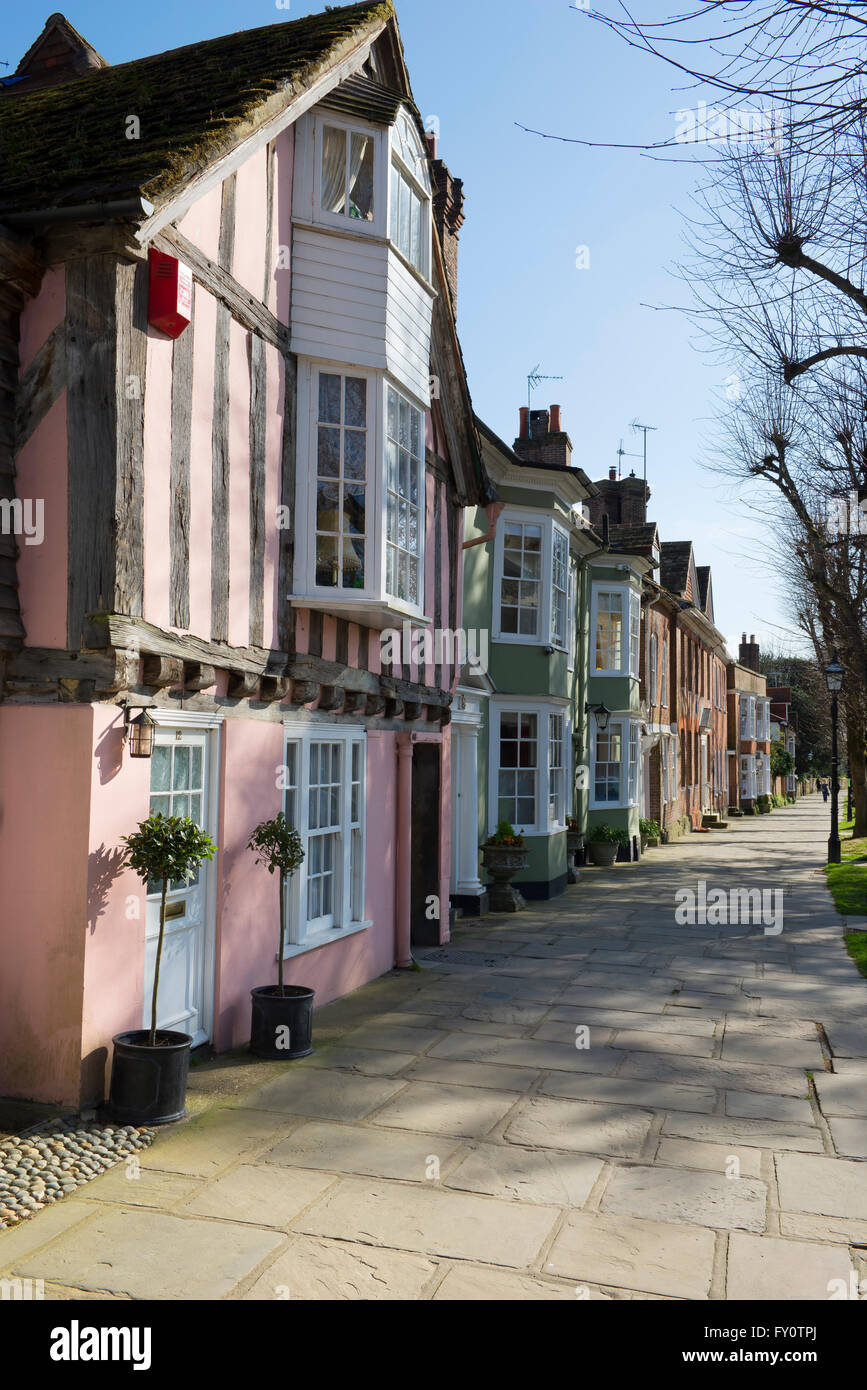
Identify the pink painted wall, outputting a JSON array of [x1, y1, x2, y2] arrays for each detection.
[[212, 718, 283, 1050], [227, 319, 251, 647], [176, 182, 222, 264], [142, 325, 174, 631], [18, 266, 64, 372], [15, 393, 67, 648], [80, 705, 152, 1105], [188, 281, 216, 639], [233, 146, 268, 301], [213, 720, 398, 1049], [0, 706, 93, 1105]]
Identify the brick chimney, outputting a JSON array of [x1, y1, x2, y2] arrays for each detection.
[[739, 633, 760, 671], [513, 404, 573, 468], [2, 13, 107, 96], [586, 469, 651, 529], [428, 139, 464, 319]]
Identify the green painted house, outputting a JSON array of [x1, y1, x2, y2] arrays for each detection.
[[457, 406, 601, 902]]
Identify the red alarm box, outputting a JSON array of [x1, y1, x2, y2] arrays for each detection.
[[147, 248, 193, 338]]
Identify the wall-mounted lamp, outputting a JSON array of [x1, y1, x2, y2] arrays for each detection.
[[585, 701, 611, 732], [124, 705, 156, 759]]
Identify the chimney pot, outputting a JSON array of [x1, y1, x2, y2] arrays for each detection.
[[549, 404, 562, 433], [750, 634, 755, 644], [609, 467, 617, 481], [518, 407, 530, 440], [425, 131, 437, 160]]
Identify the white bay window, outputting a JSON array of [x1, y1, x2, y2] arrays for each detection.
[[590, 717, 642, 809], [494, 514, 571, 649], [295, 362, 427, 624], [490, 702, 570, 834], [282, 723, 367, 951], [591, 583, 641, 677]]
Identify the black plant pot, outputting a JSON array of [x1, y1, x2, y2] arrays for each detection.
[[108, 1030, 192, 1126], [250, 985, 315, 1060]]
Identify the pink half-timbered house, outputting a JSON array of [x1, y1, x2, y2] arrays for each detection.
[[0, 4, 490, 1106]]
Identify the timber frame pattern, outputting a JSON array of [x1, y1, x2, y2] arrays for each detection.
[[0, 3, 490, 730]]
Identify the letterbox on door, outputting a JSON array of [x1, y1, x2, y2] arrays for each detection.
[[147, 248, 193, 338]]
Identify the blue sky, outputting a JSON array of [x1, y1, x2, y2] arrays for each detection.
[[3, 0, 800, 656]]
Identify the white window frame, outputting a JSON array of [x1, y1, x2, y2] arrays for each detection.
[[492, 512, 570, 648], [591, 582, 641, 678], [649, 632, 658, 705], [551, 527, 569, 649], [489, 699, 571, 836], [567, 558, 577, 672], [389, 106, 432, 280], [589, 716, 642, 810], [281, 720, 370, 955], [310, 112, 388, 238], [294, 360, 427, 621], [661, 738, 670, 804], [661, 638, 669, 708]]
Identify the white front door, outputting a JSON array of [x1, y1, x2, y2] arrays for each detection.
[[145, 729, 213, 1045]]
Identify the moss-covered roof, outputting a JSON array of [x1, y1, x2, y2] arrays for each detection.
[[0, 1, 394, 216]]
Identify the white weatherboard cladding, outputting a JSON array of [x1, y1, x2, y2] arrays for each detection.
[[290, 226, 433, 405]]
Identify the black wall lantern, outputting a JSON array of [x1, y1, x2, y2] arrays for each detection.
[[585, 701, 612, 732], [125, 706, 156, 759]]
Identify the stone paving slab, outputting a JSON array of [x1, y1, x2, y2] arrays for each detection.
[[653, 1138, 763, 1179], [813, 1074, 867, 1117], [599, 1163, 767, 1232], [405, 1057, 540, 1092], [724, 1091, 814, 1125], [232, 1071, 406, 1121], [425, 1033, 622, 1074], [662, 1110, 824, 1153], [619, 1052, 812, 1098], [368, 1082, 518, 1138], [262, 1120, 462, 1182], [505, 1096, 655, 1158], [539, 1071, 717, 1115], [775, 1152, 867, 1217], [432, 1265, 599, 1299], [240, 1235, 438, 1300], [16, 1208, 284, 1299], [293, 1178, 560, 1267], [544, 1005, 716, 1035], [726, 1232, 853, 1301], [826, 1117, 867, 1159], [443, 1142, 604, 1207], [545, 1210, 715, 1299]]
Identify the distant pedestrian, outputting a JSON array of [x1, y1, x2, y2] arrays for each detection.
[[821, 780, 829, 803], [816, 778, 821, 793]]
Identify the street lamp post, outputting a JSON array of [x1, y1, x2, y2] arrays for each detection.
[[824, 651, 844, 865]]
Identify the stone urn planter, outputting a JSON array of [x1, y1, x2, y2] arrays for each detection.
[[480, 843, 530, 912], [566, 830, 583, 884], [587, 840, 619, 867]]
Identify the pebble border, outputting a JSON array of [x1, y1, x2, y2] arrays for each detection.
[[0, 1117, 155, 1228]]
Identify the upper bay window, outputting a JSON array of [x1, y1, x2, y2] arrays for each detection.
[[307, 106, 431, 282], [494, 514, 571, 649], [389, 109, 431, 278], [321, 123, 376, 223], [296, 361, 427, 624], [592, 583, 641, 678]]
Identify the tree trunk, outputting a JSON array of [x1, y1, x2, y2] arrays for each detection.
[[150, 879, 168, 1047], [846, 714, 867, 837]]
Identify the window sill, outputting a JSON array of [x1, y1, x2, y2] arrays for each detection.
[[279, 920, 372, 961], [290, 595, 430, 631]]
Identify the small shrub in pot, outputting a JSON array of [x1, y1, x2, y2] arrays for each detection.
[[247, 814, 312, 1059]]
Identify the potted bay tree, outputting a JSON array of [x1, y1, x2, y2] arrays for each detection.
[[109, 812, 216, 1125], [247, 813, 312, 1060]]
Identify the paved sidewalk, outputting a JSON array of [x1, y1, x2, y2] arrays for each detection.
[[2, 795, 865, 1300]]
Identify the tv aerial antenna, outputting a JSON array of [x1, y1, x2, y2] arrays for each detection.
[[630, 419, 657, 486], [527, 364, 563, 414]]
